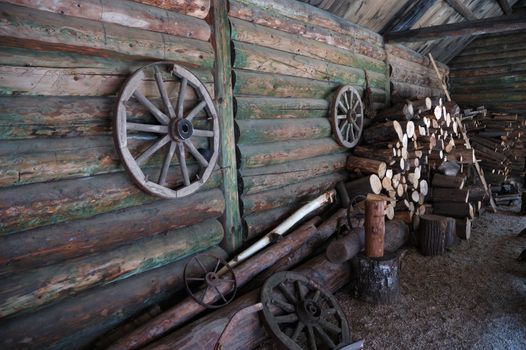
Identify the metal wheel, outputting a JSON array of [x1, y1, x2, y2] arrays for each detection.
[[184, 254, 237, 309], [331, 85, 364, 148], [261, 271, 351, 350], [113, 61, 219, 198]]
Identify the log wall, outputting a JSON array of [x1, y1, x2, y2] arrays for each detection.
[[0, 1, 225, 348], [449, 30, 526, 117]]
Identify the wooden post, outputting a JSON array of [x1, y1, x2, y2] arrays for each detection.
[[211, 0, 243, 252], [365, 195, 386, 257]]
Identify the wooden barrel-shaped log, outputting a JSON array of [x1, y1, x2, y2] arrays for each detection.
[[418, 214, 448, 256], [354, 251, 401, 304]]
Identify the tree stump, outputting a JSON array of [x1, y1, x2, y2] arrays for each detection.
[[365, 195, 386, 257], [445, 217, 460, 247], [353, 251, 401, 304], [418, 214, 448, 256]]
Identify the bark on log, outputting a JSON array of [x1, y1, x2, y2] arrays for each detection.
[[345, 175, 383, 199], [243, 205, 295, 241], [347, 155, 387, 177], [352, 145, 395, 162], [0, 219, 224, 319], [140, 253, 352, 350], [0, 246, 226, 350], [0, 189, 224, 269], [326, 220, 409, 263], [445, 217, 460, 247], [432, 173, 465, 189], [455, 218, 472, 240], [418, 214, 448, 256], [132, 0, 210, 18], [431, 188, 470, 203], [365, 197, 386, 257], [235, 96, 329, 120], [433, 202, 475, 219], [236, 118, 331, 144], [354, 251, 401, 304]]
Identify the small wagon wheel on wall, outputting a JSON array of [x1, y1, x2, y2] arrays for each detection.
[[260, 271, 351, 350], [331, 85, 364, 148], [114, 62, 219, 198]]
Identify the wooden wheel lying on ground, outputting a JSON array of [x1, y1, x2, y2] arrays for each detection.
[[114, 61, 219, 198], [261, 271, 351, 350], [331, 85, 364, 148]]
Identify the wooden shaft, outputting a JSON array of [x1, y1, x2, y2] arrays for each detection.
[[365, 197, 386, 257]]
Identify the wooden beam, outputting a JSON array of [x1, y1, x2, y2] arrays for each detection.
[[385, 14, 526, 42], [444, 0, 478, 20], [496, 0, 513, 15]]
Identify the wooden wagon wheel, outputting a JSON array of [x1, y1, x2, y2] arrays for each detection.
[[261, 271, 351, 350], [331, 85, 364, 148], [114, 61, 219, 198]]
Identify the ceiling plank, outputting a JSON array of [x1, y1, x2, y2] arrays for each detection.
[[496, 0, 513, 15], [385, 14, 526, 42], [444, 0, 478, 20]]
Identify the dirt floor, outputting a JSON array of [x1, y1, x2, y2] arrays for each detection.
[[336, 205, 526, 349]]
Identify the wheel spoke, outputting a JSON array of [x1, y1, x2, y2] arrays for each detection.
[[220, 278, 236, 284], [186, 277, 205, 281], [278, 283, 298, 304], [136, 135, 171, 166], [295, 280, 304, 301], [348, 91, 354, 111], [194, 256, 208, 274], [340, 121, 348, 134], [312, 290, 321, 302], [193, 129, 215, 138], [345, 123, 351, 141], [213, 259, 221, 273], [319, 318, 341, 334], [353, 99, 360, 111], [184, 140, 209, 168], [199, 286, 209, 303], [307, 325, 317, 350], [336, 114, 346, 120], [338, 100, 347, 113], [349, 123, 356, 140], [133, 91, 170, 125], [343, 92, 349, 109], [314, 325, 336, 348], [158, 141, 176, 186], [352, 120, 360, 130], [185, 100, 207, 122], [153, 65, 176, 119], [213, 286, 228, 303], [291, 321, 304, 341], [176, 142, 190, 186], [127, 123, 168, 134], [272, 299, 295, 313], [176, 77, 188, 119], [275, 313, 298, 324]]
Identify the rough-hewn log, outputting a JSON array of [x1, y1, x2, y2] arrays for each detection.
[[345, 174, 383, 198], [365, 196, 386, 257], [241, 172, 345, 215], [496, 0, 513, 16], [433, 202, 475, 219], [139, 253, 351, 350], [352, 145, 395, 162], [354, 251, 401, 304], [235, 97, 328, 120], [132, 0, 210, 18], [240, 153, 347, 195], [233, 41, 369, 86], [0, 219, 224, 319], [418, 214, 448, 256], [390, 81, 444, 99], [0, 3, 214, 67], [444, 0, 477, 20], [431, 188, 470, 203], [230, 17, 386, 74], [229, 1, 386, 61], [237, 138, 344, 169], [432, 173, 465, 189], [243, 205, 296, 242], [3, 0, 211, 41], [0, 246, 226, 350], [0, 189, 224, 269], [385, 14, 526, 42], [347, 155, 387, 177], [326, 220, 409, 263], [236, 118, 331, 144]]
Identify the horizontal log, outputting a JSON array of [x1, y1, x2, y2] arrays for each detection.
[[432, 173, 465, 189], [0, 246, 226, 350], [229, 1, 386, 61], [233, 41, 369, 86], [230, 17, 386, 74], [450, 56, 526, 70], [3, 0, 211, 41], [240, 153, 347, 195], [347, 155, 387, 177], [238, 137, 345, 169], [385, 14, 526, 42], [433, 202, 474, 219], [352, 145, 395, 162], [452, 48, 526, 66], [453, 92, 526, 103], [131, 0, 210, 18], [449, 63, 526, 76], [241, 172, 345, 215], [236, 118, 331, 144], [0, 189, 224, 269], [233, 69, 340, 99], [0, 219, 224, 319], [0, 3, 214, 67], [390, 81, 444, 99], [432, 188, 470, 203], [235, 96, 328, 120], [0, 169, 221, 235], [243, 205, 296, 241]]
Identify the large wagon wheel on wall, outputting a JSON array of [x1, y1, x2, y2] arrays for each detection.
[[114, 62, 219, 198], [261, 271, 351, 350], [331, 85, 364, 148]]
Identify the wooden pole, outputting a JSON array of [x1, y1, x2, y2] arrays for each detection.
[[211, 0, 243, 252], [364, 195, 386, 257]]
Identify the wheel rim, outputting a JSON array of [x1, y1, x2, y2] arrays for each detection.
[[260, 271, 351, 350], [113, 61, 219, 198], [331, 85, 364, 148]]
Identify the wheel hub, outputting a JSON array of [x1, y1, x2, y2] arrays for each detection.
[[297, 299, 322, 324], [170, 118, 194, 141], [205, 272, 221, 287], [347, 109, 356, 123]]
